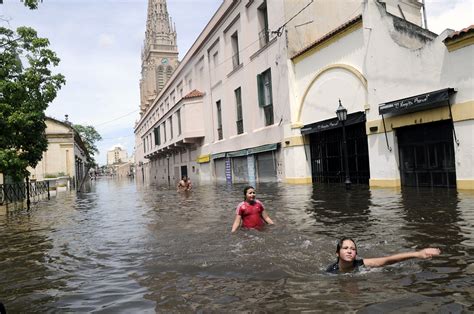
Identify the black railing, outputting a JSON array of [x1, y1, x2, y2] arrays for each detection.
[[236, 120, 244, 134], [263, 104, 274, 126], [1, 183, 26, 203], [1, 181, 50, 209]]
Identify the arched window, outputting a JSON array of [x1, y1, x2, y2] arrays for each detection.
[[166, 65, 173, 81], [156, 65, 164, 92]]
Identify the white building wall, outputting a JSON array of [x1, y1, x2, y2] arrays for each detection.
[[289, 0, 473, 189], [363, 1, 473, 188]]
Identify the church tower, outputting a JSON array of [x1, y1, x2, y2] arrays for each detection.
[[140, 0, 179, 114]]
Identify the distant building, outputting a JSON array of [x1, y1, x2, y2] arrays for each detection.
[[107, 146, 129, 165], [28, 117, 90, 186]]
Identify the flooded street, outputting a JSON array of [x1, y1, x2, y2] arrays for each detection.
[[1, 178, 473, 312]]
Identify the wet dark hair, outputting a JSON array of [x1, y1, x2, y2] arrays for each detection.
[[243, 186, 255, 200], [335, 237, 357, 262]]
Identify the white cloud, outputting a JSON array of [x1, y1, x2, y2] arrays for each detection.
[[109, 144, 125, 150], [98, 33, 116, 49], [426, 0, 474, 34]]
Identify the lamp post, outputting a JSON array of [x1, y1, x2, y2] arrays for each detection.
[[336, 99, 352, 189], [166, 154, 171, 187]]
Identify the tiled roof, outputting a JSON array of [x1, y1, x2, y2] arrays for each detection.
[[183, 89, 204, 99], [444, 24, 474, 42], [291, 14, 363, 59]]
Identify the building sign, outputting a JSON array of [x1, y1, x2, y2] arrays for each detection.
[[379, 88, 456, 116], [225, 158, 232, 183], [197, 154, 210, 163], [247, 155, 256, 183], [301, 112, 366, 135]]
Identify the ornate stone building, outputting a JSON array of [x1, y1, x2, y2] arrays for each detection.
[[140, 0, 179, 114]]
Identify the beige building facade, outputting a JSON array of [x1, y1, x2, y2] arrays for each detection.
[[107, 146, 129, 165], [28, 117, 89, 186]]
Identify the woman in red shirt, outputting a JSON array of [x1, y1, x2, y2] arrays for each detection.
[[231, 186, 274, 232]]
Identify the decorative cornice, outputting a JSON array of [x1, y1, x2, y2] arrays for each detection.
[[292, 15, 363, 62]]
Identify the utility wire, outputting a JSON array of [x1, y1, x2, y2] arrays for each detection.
[[93, 109, 139, 127], [273, 0, 314, 37], [100, 134, 135, 141]]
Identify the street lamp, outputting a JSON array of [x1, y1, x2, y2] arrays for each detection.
[[166, 154, 171, 187], [336, 99, 352, 189]]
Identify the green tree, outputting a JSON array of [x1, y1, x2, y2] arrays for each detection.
[[0, 22, 65, 181], [23, 0, 42, 9], [72, 124, 102, 166]]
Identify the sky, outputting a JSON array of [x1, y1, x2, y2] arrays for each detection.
[[0, 0, 473, 166]]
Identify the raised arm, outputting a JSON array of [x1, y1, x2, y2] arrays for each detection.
[[262, 210, 274, 225], [231, 215, 242, 233], [363, 248, 441, 268]]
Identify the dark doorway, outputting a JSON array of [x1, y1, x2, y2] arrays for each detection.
[[181, 165, 188, 178], [397, 120, 456, 188], [309, 122, 370, 184]]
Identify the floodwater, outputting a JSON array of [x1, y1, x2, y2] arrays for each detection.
[[1, 178, 473, 312]]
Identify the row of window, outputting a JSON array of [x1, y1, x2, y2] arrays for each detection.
[[143, 109, 182, 153], [215, 67, 274, 140], [144, 67, 274, 153], [138, 66, 193, 137], [210, 0, 270, 84], [140, 1, 272, 151]]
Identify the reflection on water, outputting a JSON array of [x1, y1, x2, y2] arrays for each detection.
[[0, 179, 473, 312]]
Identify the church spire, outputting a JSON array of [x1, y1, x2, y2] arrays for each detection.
[[144, 0, 177, 51], [140, 0, 179, 114]]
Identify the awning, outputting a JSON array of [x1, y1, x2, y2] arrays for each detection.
[[227, 149, 248, 158], [211, 152, 227, 159], [247, 143, 278, 155], [301, 111, 366, 135], [379, 88, 456, 116], [211, 143, 279, 159]]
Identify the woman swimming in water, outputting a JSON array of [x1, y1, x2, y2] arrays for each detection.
[[326, 237, 441, 273]]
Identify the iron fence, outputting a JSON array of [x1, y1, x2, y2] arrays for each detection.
[[0, 181, 50, 208]]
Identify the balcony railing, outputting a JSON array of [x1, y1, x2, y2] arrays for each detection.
[[236, 120, 244, 134], [263, 104, 274, 126], [258, 28, 270, 48], [144, 98, 205, 159], [232, 53, 240, 69]]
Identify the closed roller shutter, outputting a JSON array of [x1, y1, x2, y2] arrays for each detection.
[[232, 156, 248, 183], [257, 151, 277, 182]]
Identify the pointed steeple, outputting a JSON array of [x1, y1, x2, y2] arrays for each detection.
[[144, 0, 177, 52], [140, 0, 179, 114]]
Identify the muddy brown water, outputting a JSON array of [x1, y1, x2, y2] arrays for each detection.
[[1, 178, 473, 312]]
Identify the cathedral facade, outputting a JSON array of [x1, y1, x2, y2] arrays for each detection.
[[139, 0, 179, 114]]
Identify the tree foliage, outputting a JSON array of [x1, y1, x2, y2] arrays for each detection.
[[72, 124, 102, 166], [23, 0, 42, 10], [0, 13, 65, 181]]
